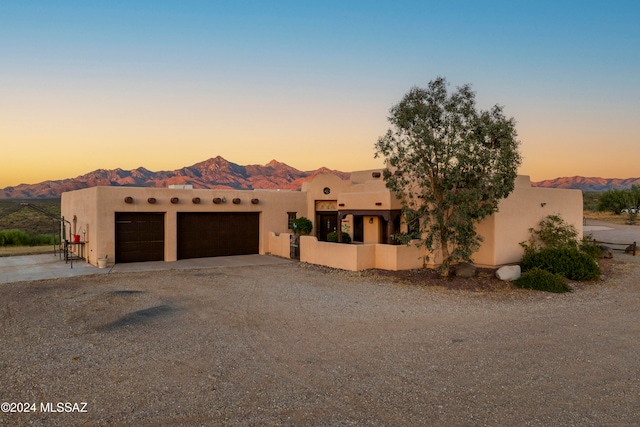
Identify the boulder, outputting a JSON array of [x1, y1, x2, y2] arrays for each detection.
[[455, 262, 477, 278], [599, 245, 613, 259], [496, 265, 521, 281]]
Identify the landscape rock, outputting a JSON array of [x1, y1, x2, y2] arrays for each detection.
[[599, 245, 613, 259], [455, 262, 477, 278], [496, 265, 521, 281]]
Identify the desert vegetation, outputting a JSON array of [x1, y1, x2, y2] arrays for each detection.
[[518, 214, 601, 292], [0, 199, 61, 250], [583, 187, 640, 225]]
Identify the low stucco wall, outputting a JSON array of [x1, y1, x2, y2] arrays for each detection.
[[375, 240, 424, 270], [268, 232, 292, 259], [300, 236, 424, 271]]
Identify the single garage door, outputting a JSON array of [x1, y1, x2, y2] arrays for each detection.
[[115, 212, 165, 263], [177, 212, 259, 260]]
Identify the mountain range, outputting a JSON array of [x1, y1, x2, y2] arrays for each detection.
[[1, 157, 638, 198], [0, 157, 350, 199], [531, 177, 640, 192]]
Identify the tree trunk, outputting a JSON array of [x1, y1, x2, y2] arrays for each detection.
[[439, 232, 450, 277]]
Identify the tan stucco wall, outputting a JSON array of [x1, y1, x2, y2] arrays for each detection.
[[301, 174, 351, 235], [62, 186, 307, 266], [491, 184, 583, 266], [301, 236, 424, 271], [391, 175, 583, 269], [363, 216, 381, 244], [60, 187, 100, 264], [268, 232, 293, 258], [61, 172, 583, 271]]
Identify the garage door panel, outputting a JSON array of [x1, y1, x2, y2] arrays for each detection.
[[115, 213, 165, 263], [177, 212, 259, 259]]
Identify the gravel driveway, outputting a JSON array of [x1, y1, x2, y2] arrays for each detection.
[[1, 259, 640, 426]]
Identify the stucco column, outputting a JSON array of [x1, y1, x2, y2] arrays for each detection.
[[165, 211, 177, 262]]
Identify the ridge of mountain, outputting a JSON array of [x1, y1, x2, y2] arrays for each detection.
[[531, 176, 640, 192], [2, 162, 639, 198], [0, 156, 350, 198]]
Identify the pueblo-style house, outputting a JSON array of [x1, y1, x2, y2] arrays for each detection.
[[61, 168, 582, 271]]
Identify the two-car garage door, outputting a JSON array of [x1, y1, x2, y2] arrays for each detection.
[[115, 212, 260, 263]]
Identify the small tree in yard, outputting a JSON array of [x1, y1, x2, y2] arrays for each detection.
[[375, 77, 522, 277]]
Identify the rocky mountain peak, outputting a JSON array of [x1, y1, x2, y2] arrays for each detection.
[[0, 157, 350, 198]]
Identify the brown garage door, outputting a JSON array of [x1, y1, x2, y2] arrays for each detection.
[[115, 212, 165, 263], [177, 212, 259, 260]]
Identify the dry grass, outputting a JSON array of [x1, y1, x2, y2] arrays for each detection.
[[0, 245, 58, 257], [584, 210, 639, 225]]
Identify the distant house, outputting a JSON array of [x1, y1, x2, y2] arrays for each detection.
[[61, 169, 582, 271]]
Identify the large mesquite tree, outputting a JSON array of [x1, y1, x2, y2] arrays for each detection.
[[375, 77, 522, 276]]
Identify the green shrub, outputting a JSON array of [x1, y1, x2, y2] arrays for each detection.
[[520, 214, 579, 255], [514, 267, 572, 293], [0, 229, 60, 247], [579, 236, 601, 260], [30, 234, 61, 246], [327, 231, 351, 243], [520, 247, 601, 281], [0, 229, 31, 246], [291, 217, 312, 235]]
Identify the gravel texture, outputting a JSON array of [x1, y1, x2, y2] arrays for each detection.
[[1, 256, 640, 426]]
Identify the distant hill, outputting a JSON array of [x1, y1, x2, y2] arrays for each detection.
[[532, 177, 640, 192], [0, 156, 350, 199], [3, 162, 637, 198]]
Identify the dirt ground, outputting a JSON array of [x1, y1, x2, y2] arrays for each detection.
[[1, 257, 640, 426]]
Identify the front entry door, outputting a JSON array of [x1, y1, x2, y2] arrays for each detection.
[[317, 212, 337, 241]]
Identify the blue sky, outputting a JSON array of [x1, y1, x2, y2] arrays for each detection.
[[1, 1, 638, 187]]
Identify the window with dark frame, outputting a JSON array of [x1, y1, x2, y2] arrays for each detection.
[[287, 212, 297, 230]]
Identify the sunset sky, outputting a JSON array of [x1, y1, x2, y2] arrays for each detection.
[[1, 1, 638, 188]]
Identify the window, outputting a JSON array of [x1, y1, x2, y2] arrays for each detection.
[[287, 212, 297, 230]]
